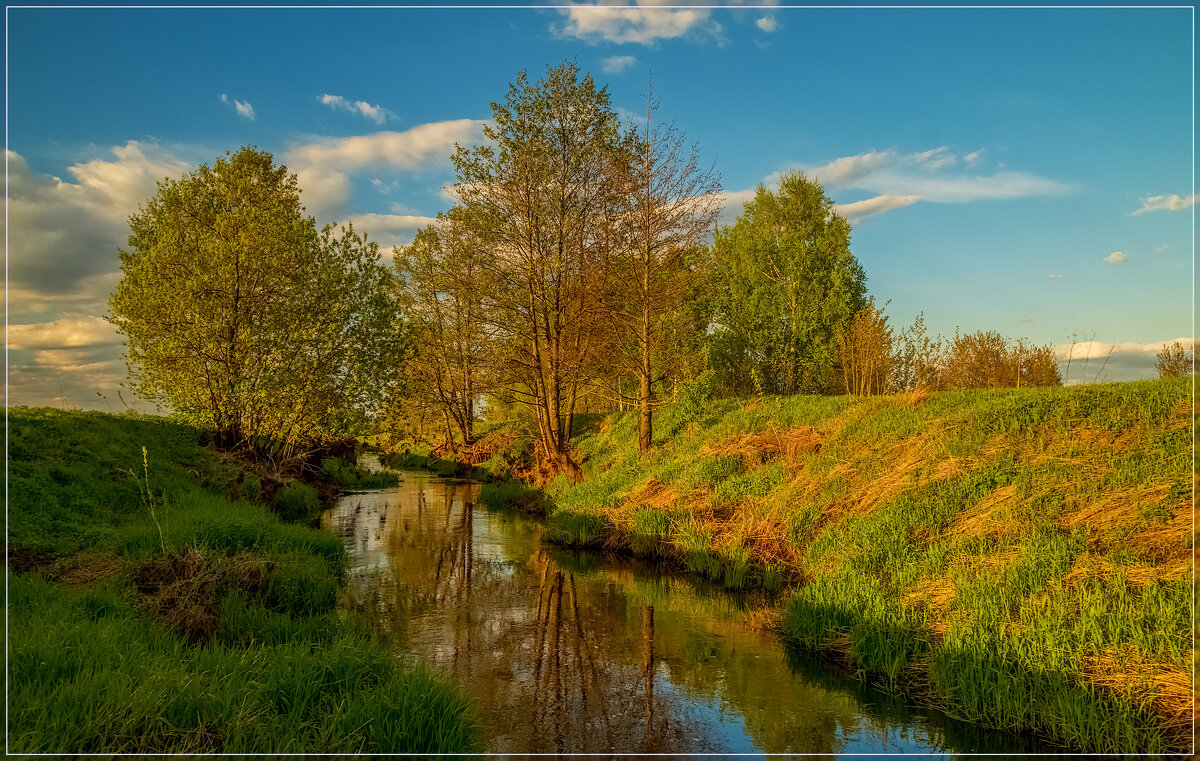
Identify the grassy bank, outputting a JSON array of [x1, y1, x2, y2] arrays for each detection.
[[489, 378, 1192, 753], [7, 407, 481, 753]]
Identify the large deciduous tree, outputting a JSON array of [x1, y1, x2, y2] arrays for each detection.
[[451, 62, 621, 475], [709, 171, 866, 396], [108, 146, 403, 452], [607, 93, 721, 451]]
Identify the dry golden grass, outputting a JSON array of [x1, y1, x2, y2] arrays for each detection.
[[59, 553, 125, 586], [624, 478, 678, 510], [1060, 483, 1172, 550], [698, 427, 823, 465], [903, 577, 956, 614], [1130, 502, 1192, 566], [743, 606, 783, 633], [948, 485, 1023, 540], [1084, 645, 1193, 733]]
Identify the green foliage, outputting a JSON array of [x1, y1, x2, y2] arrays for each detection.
[[709, 170, 867, 396], [108, 146, 404, 450], [543, 511, 611, 547], [270, 482, 323, 524], [631, 508, 672, 556], [319, 457, 398, 490]]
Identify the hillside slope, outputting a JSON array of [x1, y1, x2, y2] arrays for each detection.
[[526, 379, 1192, 753]]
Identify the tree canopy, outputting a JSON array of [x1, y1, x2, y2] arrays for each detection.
[[709, 171, 867, 396], [449, 62, 623, 473], [108, 147, 403, 452]]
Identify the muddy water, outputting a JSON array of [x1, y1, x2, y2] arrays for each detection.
[[323, 470, 1033, 756]]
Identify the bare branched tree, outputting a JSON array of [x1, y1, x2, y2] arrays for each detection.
[[604, 86, 721, 451]]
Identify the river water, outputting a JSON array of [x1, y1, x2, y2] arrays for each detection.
[[323, 469, 1035, 756]]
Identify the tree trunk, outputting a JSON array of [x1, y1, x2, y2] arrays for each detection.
[[638, 364, 653, 453]]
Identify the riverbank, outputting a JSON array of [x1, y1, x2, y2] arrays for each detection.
[[7, 407, 481, 753], [473, 378, 1193, 753]]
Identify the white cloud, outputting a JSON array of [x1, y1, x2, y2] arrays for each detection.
[[1048, 273, 1064, 279], [963, 148, 985, 167], [1055, 337, 1195, 384], [220, 93, 254, 119], [320, 93, 395, 125], [1131, 193, 1196, 215], [808, 147, 1068, 202], [556, 3, 718, 45], [5, 144, 191, 301], [285, 119, 487, 220], [8, 316, 121, 351], [832, 194, 920, 220], [715, 147, 1062, 224], [756, 16, 778, 32], [287, 120, 486, 172], [1103, 250, 1126, 263], [602, 55, 638, 73], [336, 212, 440, 250]]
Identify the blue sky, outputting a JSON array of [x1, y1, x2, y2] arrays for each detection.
[[6, 4, 1195, 410]]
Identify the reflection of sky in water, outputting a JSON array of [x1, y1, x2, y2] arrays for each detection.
[[323, 470, 1033, 756]]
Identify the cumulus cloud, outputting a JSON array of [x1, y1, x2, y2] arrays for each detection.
[[335, 212, 440, 251], [1048, 273, 1064, 279], [556, 3, 719, 45], [756, 16, 778, 32], [1103, 251, 1126, 263], [287, 120, 485, 172], [8, 316, 121, 351], [5, 144, 191, 300], [602, 55, 638, 73], [320, 93, 395, 125], [1131, 193, 1196, 215], [285, 119, 487, 220], [1055, 337, 1195, 384]]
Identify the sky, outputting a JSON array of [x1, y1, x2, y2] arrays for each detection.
[[5, 3, 1195, 411]]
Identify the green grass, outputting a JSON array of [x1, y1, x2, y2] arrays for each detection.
[[477, 378, 1193, 753], [7, 407, 482, 754], [319, 457, 399, 490]]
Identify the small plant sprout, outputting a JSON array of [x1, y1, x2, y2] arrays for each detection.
[[131, 445, 169, 555]]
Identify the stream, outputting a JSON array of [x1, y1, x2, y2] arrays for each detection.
[[322, 469, 1038, 756]]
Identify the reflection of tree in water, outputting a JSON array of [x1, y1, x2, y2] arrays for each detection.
[[333, 477, 1030, 755], [524, 552, 678, 752]]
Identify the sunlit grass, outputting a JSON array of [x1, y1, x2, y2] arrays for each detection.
[[483, 377, 1192, 752]]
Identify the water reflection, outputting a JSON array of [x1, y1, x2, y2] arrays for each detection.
[[324, 471, 1033, 756]]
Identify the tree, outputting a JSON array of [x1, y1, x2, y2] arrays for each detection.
[[709, 171, 866, 396], [1155, 340, 1194, 377], [890, 312, 946, 392], [451, 62, 622, 475], [836, 297, 893, 396], [941, 330, 1061, 389], [108, 147, 403, 453], [392, 210, 490, 451], [605, 91, 721, 451]]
